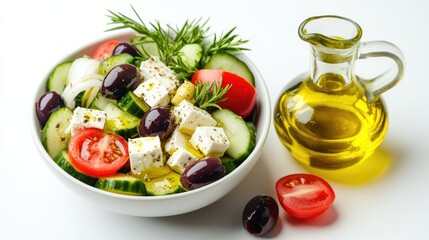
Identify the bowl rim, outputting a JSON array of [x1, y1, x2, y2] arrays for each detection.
[[31, 31, 272, 203]]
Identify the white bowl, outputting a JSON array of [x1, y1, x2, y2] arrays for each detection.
[[31, 33, 271, 217]]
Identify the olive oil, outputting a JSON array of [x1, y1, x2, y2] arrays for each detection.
[[274, 73, 388, 169], [275, 15, 404, 169]]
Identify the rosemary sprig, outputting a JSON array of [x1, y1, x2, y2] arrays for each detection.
[[201, 27, 249, 66], [105, 6, 249, 80], [193, 78, 231, 110]]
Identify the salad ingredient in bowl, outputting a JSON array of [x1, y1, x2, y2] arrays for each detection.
[[31, 7, 271, 217]]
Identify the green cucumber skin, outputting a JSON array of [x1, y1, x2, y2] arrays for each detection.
[[205, 53, 255, 86], [221, 156, 237, 174], [89, 92, 117, 110], [220, 121, 255, 172], [99, 53, 135, 76], [145, 172, 183, 196], [53, 150, 97, 186], [118, 91, 150, 118], [89, 95, 140, 138], [130, 36, 160, 58], [212, 109, 256, 161], [178, 43, 203, 69], [246, 122, 256, 137], [41, 107, 73, 158], [74, 91, 85, 108], [95, 174, 146, 196], [238, 122, 256, 163], [46, 61, 73, 93], [104, 103, 140, 138], [146, 185, 184, 196]]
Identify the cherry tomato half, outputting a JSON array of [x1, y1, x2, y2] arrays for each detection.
[[275, 174, 335, 219], [91, 40, 120, 61], [191, 69, 257, 118], [68, 128, 129, 178]]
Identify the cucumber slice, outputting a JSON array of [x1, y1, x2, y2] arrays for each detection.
[[118, 91, 150, 118], [89, 94, 139, 138], [130, 36, 159, 57], [144, 171, 184, 196], [74, 91, 85, 108], [212, 109, 256, 161], [104, 103, 140, 138], [178, 43, 203, 69], [205, 53, 255, 85], [95, 173, 146, 196], [41, 107, 73, 158], [246, 122, 256, 139], [53, 150, 97, 186], [89, 92, 117, 110], [221, 156, 237, 174], [99, 53, 135, 76], [46, 61, 73, 93]]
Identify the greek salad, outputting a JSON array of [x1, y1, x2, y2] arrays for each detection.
[[35, 8, 258, 196]]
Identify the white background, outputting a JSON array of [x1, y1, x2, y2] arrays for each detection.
[[1, 0, 428, 239]]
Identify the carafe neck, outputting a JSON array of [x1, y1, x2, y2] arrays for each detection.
[[299, 15, 363, 90], [309, 44, 359, 90]]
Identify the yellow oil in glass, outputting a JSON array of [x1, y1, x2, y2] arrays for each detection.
[[274, 73, 388, 169]]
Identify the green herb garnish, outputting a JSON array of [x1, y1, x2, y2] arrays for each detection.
[[193, 78, 231, 110], [106, 5, 248, 80]]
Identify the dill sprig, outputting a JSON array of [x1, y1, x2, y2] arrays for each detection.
[[105, 6, 248, 80], [193, 78, 231, 110]]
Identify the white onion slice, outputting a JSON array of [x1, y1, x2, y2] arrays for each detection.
[[62, 77, 102, 109], [67, 56, 100, 85]]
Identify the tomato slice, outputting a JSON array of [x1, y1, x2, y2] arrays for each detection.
[[275, 174, 335, 219], [191, 69, 257, 118], [91, 40, 120, 61], [68, 128, 129, 177]]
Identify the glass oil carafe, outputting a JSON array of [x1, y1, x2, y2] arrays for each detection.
[[274, 15, 405, 169]]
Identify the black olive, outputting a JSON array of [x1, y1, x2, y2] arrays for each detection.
[[180, 157, 226, 190], [101, 63, 141, 99], [35, 91, 64, 126], [242, 194, 279, 236], [138, 107, 175, 140], [113, 42, 140, 57]]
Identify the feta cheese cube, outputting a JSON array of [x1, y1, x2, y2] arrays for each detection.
[[167, 147, 199, 173], [133, 76, 178, 107], [189, 126, 230, 157], [128, 136, 164, 175], [139, 56, 178, 82], [65, 107, 107, 135], [165, 127, 203, 158], [173, 100, 217, 135], [165, 128, 188, 154]]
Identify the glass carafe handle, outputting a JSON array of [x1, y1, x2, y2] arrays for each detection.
[[357, 41, 405, 102]]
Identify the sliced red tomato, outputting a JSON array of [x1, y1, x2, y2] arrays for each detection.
[[191, 69, 256, 118], [68, 128, 129, 177], [91, 40, 120, 61], [275, 174, 335, 219]]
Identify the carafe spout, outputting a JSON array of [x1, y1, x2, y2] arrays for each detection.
[[299, 15, 405, 101], [299, 15, 362, 50]]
